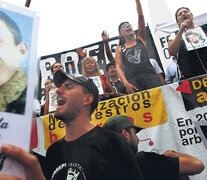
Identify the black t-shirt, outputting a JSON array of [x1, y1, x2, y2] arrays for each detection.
[[44, 126, 144, 180], [176, 24, 207, 79], [109, 78, 127, 94], [121, 39, 157, 80], [136, 151, 179, 180]]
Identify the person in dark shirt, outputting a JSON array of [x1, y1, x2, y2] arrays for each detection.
[[0, 71, 145, 180], [44, 70, 143, 180], [105, 62, 127, 96], [168, 7, 207, 79], [103, 115, 205, 180], [115, 0, 161, 94]]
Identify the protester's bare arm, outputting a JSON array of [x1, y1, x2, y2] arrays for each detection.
[[101, 31, 115, 64], [43, 85, 50, 115], [0, 144, 45, 180], [115, 46, 138, 94], [168, 20, 189, 56], [164, 150, 204, 175], [136, 0, 146, 46], [158, 74, 166, 85]]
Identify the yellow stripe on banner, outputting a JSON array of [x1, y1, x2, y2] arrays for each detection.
[[42, 87, 168, 151], [91, 87, 168, 128], [43, 114, 65, 150]]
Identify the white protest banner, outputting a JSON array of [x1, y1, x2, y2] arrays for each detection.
[[138, 74, 207, 180], [0, 1, 39, 179]]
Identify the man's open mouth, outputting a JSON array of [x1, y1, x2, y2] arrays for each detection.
[[57, 97, 65, 106], [127, 28, 132, 32]]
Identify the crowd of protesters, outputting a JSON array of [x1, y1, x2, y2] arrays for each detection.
[[1, 0, 206, 179]]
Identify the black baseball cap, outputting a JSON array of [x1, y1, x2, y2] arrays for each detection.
[[103, 115, 143, 133], [54, 70, 99, 114]]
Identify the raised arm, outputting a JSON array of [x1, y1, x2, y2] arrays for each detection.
[[136, 0, 146, 46], [101, 31, 115, 64], [43, 85, 50, 115], [164, 150, 204, 175], [115, 46, 138, 94], [168, 20, 189, 56]]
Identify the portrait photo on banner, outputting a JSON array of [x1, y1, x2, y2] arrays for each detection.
[[0, 6, 33, 114], [0, 1, 39, 179], [64, 60, 76, 75]]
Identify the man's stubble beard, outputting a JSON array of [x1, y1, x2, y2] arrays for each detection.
[[54, 105, 81, 125]]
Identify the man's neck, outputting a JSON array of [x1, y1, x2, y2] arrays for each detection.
[[124, 35, 136, 47], [65, 116, 95, 142], [110, 75, 119, 83]]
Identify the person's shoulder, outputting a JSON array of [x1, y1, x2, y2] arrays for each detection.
[[97, 126, 121, 136], [136, 151, 166, 165], [149, 58, 157, 66], [136, 38, 142, 44], [96, 126, 125, 141], [201, 24, 207, 31], [137, 151, 179, 162], [136, 151, 158, 159], [201, 24, 207, 27], [46, 137, 65, 154]]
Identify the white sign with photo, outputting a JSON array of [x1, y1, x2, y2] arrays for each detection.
[[0, 1, 39, 179], [183, 27, 207, 51], [64, 60, 77, 75], [48, 87, 58, 113], [90, 76, 104, 95]]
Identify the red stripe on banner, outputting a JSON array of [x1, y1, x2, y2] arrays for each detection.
[[30, 118, 38, 149]]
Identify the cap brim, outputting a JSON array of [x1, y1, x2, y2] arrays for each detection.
[[54, 70, 73, 87], [132, 124, 143, 133]]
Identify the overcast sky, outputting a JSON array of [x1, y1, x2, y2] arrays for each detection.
[[3, 0, 207, 57]]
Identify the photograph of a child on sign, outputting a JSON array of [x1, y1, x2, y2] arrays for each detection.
[[183, 26, 207, 52], [185, 32, 206, 44], [0, 9, 33, 114], [65, 61, 76, 74]]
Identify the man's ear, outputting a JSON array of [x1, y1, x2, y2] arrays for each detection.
[[121, 129, 130, 140], [83, 94, 94, 106], [18, 42, 28, 57]]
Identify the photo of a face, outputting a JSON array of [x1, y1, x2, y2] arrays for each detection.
[[0, 9, 33, 114], [185, 32, 205, 44], [65, 61, 76, 75]]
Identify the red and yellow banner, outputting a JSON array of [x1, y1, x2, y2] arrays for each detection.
[[41, 87, 167, 150]]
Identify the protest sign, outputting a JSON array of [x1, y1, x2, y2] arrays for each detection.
[[0, 1, 39, 178]]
